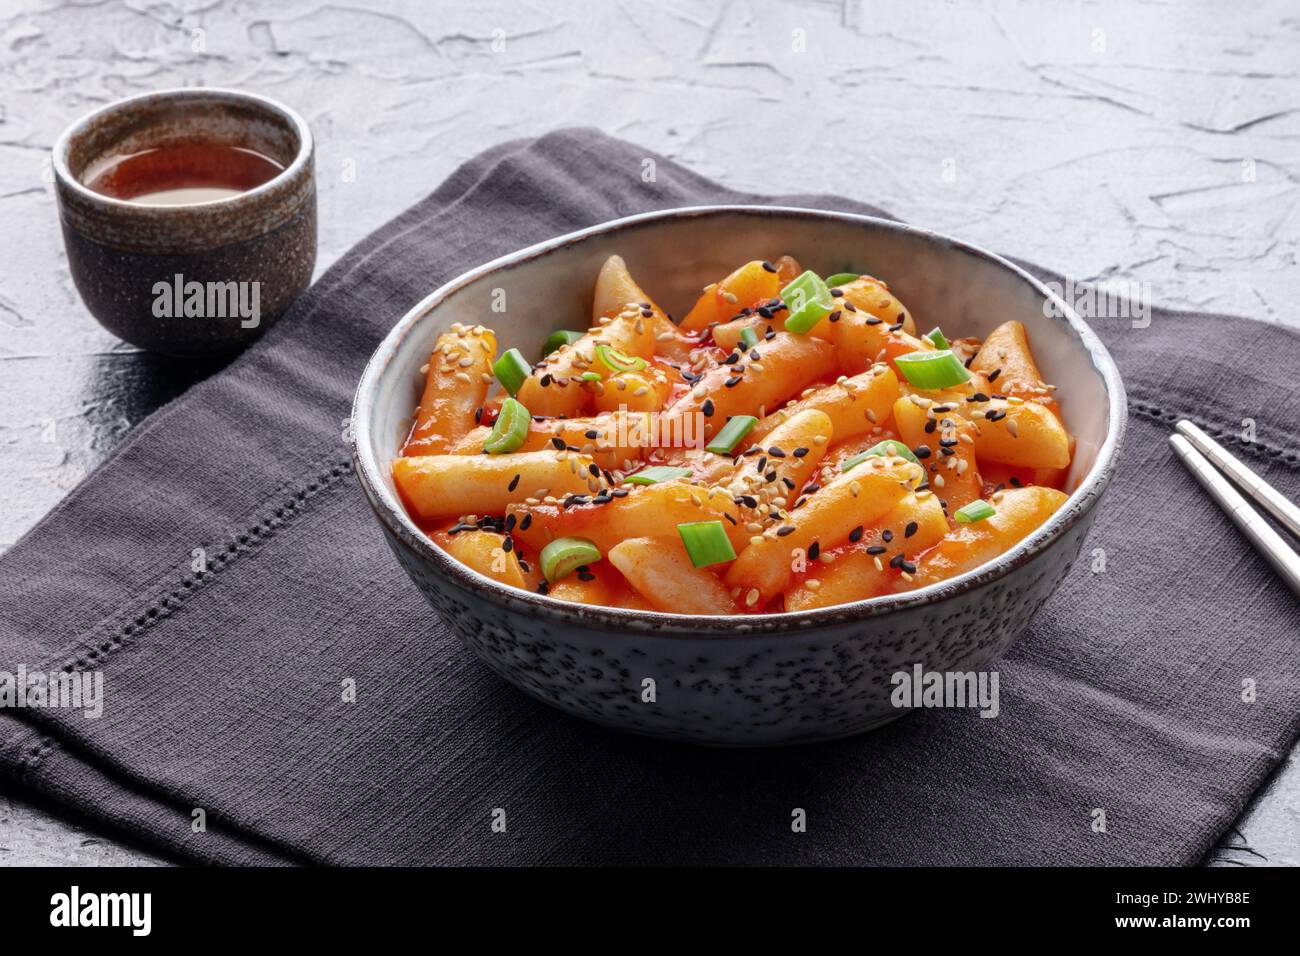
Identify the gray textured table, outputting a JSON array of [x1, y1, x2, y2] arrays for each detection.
[[1, 0, 1296, 866]]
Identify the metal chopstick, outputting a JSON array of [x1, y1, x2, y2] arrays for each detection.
[[1175, 419, 1300, 542], [1169, 433, 1300, 598]]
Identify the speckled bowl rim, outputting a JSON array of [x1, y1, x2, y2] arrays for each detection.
[[352, 205, 1127, 637], [51, 86, 313, 212]]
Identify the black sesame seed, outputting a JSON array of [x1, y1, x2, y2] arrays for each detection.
[[725, 376, 743, 388], [987, 369, 1001, 382], [768, 446, 786, 458], [865, 317, 882, 326], [904, 521, 918, 538], [808, 541, 821, 560], [866, 545, 886, 555], [761, 260, 777, 273], [702, 399, 715, 417], [849, 526, 864, 543], [502, 536, 514, 552], [924, 419, 937, 434], [882, 529, 894, 543], [584, 429, 599, 440], [776, 525, 796, 537], [588, 463, 600, 477], [508, 473, 521, 492], [792, 447, 809, 457], [914, 445, 932, 459], [550, 437, 566, 450], [520, 514, 533, 531], [830, 288, 844, 298], [900, 560, 917, 574], [889, 553, 905, 569]]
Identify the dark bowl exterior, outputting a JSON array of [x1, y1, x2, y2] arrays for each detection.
[[52, 87, 316, 357], [59, 199, 315, 356]]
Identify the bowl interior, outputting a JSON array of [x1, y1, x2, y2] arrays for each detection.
[[63, 89, 305, 190], [357, 206, 1120, 620]]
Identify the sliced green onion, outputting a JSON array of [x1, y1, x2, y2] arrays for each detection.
[[739, 326, 760, 349], [955, 500, 997, 524], [824, 272, 861, 288], [841, 439, 920, 472], [540, 537, 602, 583], [677, 520, 737, 568], [542, 329, 584, 356], [624, 465, 693, 485], [483, 397, 530, 454], [493, 348, 531, 396], [705, 414, 758, 455], [593, 342, 647, 374], [894, 349, 972, 390], [780, 270, 835, 334], [924, 327, 949, 349]]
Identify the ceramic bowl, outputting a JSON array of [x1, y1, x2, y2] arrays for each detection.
[[52, 87, 316, 357], [351, 206, 1126, 747]]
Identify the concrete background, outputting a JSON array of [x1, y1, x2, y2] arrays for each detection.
[[0, 0, 1297, 865]]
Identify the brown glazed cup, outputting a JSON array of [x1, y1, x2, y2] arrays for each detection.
[[52, 88, 316, 356]]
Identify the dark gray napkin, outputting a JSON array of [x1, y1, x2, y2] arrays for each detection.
[[2, 129, 1298, 866]]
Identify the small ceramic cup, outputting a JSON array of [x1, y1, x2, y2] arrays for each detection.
[[52, 88, 316, 356]]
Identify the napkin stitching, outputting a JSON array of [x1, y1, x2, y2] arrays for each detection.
[[13, 455, 355, 783], [1127, 394, 1300, 469]]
